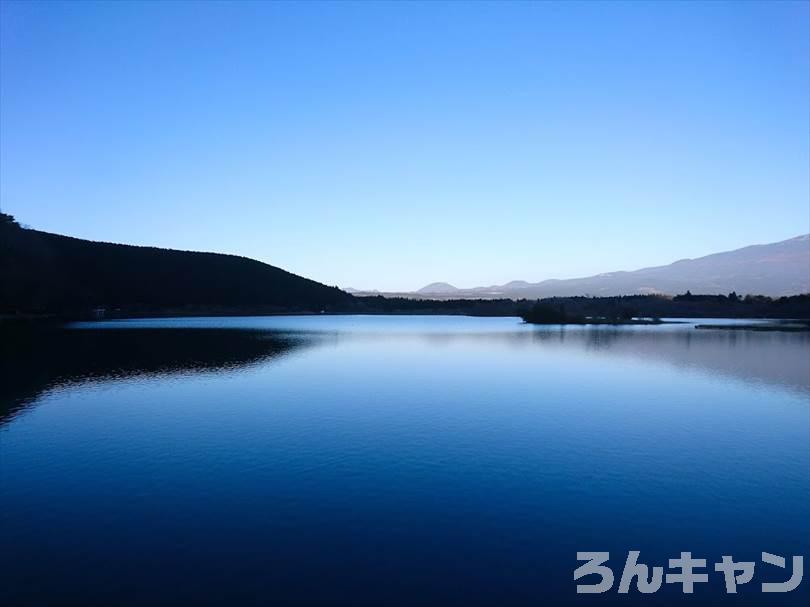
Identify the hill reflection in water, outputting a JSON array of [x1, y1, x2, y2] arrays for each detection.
[[0, 327, 313, 424], [4, 317, 807, 426], [1, 316, 808, 606]]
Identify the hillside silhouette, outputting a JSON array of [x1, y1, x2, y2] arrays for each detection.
[[1, 213, 352, 316], [4, 213, 808, 321]]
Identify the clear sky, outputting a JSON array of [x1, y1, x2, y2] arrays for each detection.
[[1, 1, 808, 291]]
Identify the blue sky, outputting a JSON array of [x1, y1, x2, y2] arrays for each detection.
[[1, 1, 808, 291]]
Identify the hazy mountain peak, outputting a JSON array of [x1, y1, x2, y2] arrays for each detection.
[[403, 235, 810, 299], [417, 282, 459, 294]]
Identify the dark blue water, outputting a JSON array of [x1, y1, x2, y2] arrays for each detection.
[[1, 316, 808, 606]]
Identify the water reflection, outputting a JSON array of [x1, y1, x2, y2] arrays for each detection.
[[3, 319, 807, 427], [0, 327, 312, 424], [415, 326, 810, 394], [2, 316, 808, 606]]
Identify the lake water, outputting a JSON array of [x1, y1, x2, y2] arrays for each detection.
[[1, 316, 808, 606]]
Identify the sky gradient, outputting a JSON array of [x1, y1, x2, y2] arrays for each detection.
[[1, 1, 808, 291]]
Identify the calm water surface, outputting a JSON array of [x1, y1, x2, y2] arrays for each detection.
[[1, 316, 809, 606]]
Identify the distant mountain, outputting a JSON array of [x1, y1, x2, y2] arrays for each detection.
[[417, 282, 459, 294], [501, 280, 531, 290], [0, 214, 353, 315], [409, 235, 810, 299]]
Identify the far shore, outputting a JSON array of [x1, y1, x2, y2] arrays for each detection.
[[4, 311, 810, 334], [3, 292, 810, 328]]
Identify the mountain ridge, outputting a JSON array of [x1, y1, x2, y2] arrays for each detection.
[[0, 213, 353, 315], [417, 282, 459, 294], [359, 235, 810, 299]]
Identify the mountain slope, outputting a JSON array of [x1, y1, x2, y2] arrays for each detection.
[[413, 235, 810, 298], [0, 215, 352, 314], [417, 282, 459, 295]]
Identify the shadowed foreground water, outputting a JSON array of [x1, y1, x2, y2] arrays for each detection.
[[1, 316, 808, 606]]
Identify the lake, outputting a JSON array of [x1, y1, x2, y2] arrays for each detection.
[[1, 316, 808, 606]]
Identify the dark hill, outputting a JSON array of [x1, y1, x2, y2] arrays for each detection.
[[0, 214, 352, 315]]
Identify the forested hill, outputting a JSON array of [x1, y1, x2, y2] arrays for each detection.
[[0, 214, 353, 315]]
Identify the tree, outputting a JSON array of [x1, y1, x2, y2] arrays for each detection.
[[1, 212, 19, 227]]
